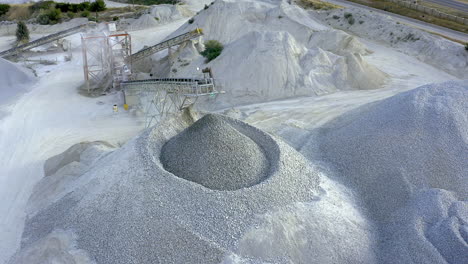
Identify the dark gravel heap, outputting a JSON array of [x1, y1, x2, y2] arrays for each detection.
[[160, 114, 269, 190]]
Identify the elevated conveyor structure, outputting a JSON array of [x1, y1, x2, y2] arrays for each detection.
[[122, 76, 222, 127], [129, 28, 203, 62], [0, 23, 93, 58]]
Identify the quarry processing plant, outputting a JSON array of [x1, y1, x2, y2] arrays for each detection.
[[0, 22, 223, 127], [81, 25, 222, 127]]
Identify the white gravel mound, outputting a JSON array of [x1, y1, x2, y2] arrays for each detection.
[[27, 141, 115, 218], [0, 58, 35, 106], [230, 176, 378, 264], [8, 230, 95, 264], [316, 8, 468, 78], [150, 4, 193, 24], [205, 30, 386, 105], [12, 113, 322, 263], [128, 14, 160, 31], [303, 80, 468, 221], [380, 189, 468, 264], [164, 0, 387, 106]]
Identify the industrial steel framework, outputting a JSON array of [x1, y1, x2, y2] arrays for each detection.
[[122, 76, 222, 127], [108, 33, 132, 89], [81, 31, 132, 93]]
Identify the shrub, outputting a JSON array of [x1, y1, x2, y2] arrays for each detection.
[[359, 20, 364, 24], [90, 0, 106, 12], [37, 8, 62, 24], [37, 13, 50, 24], [47, 8, 62, 23], [67, 11, 76, 18], [347, 16, 355, 25], [0, 4, 10, 16], [204, 4, 209, 9], [81, 10, 90, 17], [67, 11, 75, 19], [30, 1, 55, 12], [188, 17, 194, 24], [123, 0, 180, 5], [78, 2, 90, 11], [332, 15, 340, 19], [113, 16, 119, 21], [56, 2, 71, 12], [16, 21, 29, 44], [465, 43, 468, 51], [299, 0, 339, 10], [201, 40, 223, 62], [344, 12, 352, 19]]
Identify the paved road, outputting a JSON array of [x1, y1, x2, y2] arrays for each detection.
[[423, 0, 468, 13], [323, 0, 468, 42]]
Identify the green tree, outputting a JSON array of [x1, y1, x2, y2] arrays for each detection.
[[200, 40, 223, 62], [90, 0, 106, 22], [0, 4, 10, 16], [90, 0, 106, 12], [16, 21, 30, 44]]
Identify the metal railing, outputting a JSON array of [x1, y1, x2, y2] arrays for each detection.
[[121, 77, 218, 96]]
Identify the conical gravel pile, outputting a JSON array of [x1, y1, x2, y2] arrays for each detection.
[[160, 114, 269, 190]]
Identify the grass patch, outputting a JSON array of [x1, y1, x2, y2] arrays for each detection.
[[5, 4, 32, 20], [424, 30, 467, 44], [298, 0, 341, 10], [418, 1, 468, 19], [345, 0, 468, 33]]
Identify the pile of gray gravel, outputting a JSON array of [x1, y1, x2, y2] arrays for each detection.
[[13, 113, 321, 264], [302, 81, 468, 221], [161, 114, 269, 190]]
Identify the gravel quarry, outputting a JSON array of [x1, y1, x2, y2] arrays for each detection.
[[0, 0, 467, 263]]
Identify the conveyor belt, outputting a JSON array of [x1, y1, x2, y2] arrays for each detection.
[[0, 22, 94, 58]]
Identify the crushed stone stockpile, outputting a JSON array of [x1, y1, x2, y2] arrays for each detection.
[[150, 4, 193, 24], [379, 188, 468, 264], [161, 114, 269, 190], [316, 8, 468, 78], [127, 14, 161, 31], [0, 58, 35, 105], [158, 0, 388, 106], [301, 80, 468, 263], [303, 80, 467, 221], [125, 5, 192, 31], [10, 113, 324, 263]]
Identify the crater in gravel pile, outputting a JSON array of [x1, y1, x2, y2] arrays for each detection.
[[160, 114, 269, 190]]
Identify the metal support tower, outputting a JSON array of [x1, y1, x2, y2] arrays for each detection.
[[81, 31, 132, 93], [108, 32, 132, 89], [81, 32, 112, 93]]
